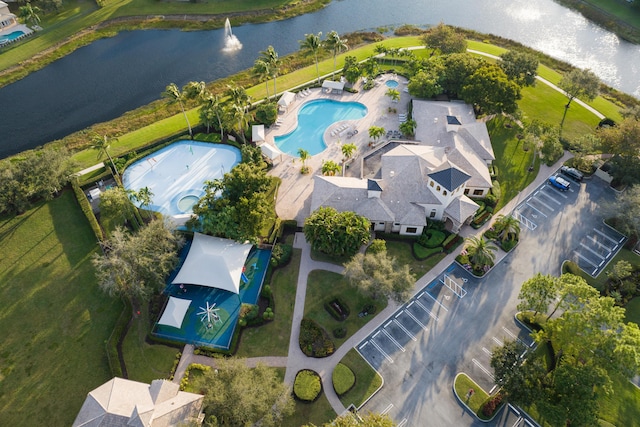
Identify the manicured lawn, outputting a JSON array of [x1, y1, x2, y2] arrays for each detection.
[[283, 392, 336, 427], [235, 248, 301, 357], [0, 191, 123, 426], [624, 297, 640, 325], [121, 303, 179, 383], [337, 348, 383, 409], [304, 270, 386, 349], [384, 239, 447, 279], [453, 373, 490, 418], [598, 373, 640, 427], [486, 116, 540, 211]]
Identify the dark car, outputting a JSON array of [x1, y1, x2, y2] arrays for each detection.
[[549, 175, 571, 191], [560, 165, 584, 181]]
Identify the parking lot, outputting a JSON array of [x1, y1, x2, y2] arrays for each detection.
[[358, 264, 475, 370], [571, 222, 626, 276]]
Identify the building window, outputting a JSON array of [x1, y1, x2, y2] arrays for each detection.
[[473, 189, 483, 196], [436, 185, 440, 191], [443, 190, 447, 196], [406, 227, 418, 234], [464, 189, 469, 195], [429, 209, 437, 218], [429, 181, 434, 187]]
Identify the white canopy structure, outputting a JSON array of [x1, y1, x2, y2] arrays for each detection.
[[252, 124, 265, 143], [158, 297, 191, 329], [259, 142, 283, 162], [277, 91, 296, 109], [171, 233, 252, 294]]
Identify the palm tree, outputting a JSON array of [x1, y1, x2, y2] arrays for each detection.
[[386, 88, 401, 103], [227, 103, 251, 144], [183, 81, 208, 102], [465, 236, 497, 269], [162, 83, 192, 137], [298, 148, 310, 174], [341, 143, 357, 161], [90, 133, 119, 178], [399, 119, 417, 138], [225, 84, 251, 114], [135, 187, 154, 219], [322, 160, 341, 176], [300, 32, 323, 85], [259, 46, 281, 100], [19, 2, 41, 27], [324, 31, 348, 79], [199, 94, 226, 137], [252, 59, 271, 100], [368, 126, 385, 144], [494, 214, 521, 242]]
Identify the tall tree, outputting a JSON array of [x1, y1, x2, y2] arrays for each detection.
[[461, 63, 521, 115], [252, 58, 271, 100], [604, 185, 640, 238], [598, 118, 640, 185], [558, 68, 600, 129], [493, 214, 521, 242], [92, 220, 183, 302], [344, 250, 414, 302], [300, 32, 323, 85], [422, 22, 467, 56], [303, 206, 370, 257], [440, 53, 481, 97], [199, 358, 294, 427], [297, 148, 310, 174], [162, 83, 193, 137], [259, 46, 281, 99], [134, 186, 154, 219], [99, 187, 139, 229], [90, 133, 119, 178], [464, 235, 497, 269], [517, 273, 558, 318], [19, 2, 41, 27], [199, 93, 227, 137], [407, 70, 442, 98], [324, 31, 348, 78], [499, 50, 539, 87], [490, 340, 546, 407]]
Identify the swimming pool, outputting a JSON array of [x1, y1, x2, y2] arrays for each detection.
[[0, 31, 25, 44], [122, 141, 241, 221], [274, 99, 367, 156], [385, 80, 399, 88]]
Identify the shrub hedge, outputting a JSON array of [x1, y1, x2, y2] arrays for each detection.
[[324, 297, 350, 321], [299, 318, 335, 358], [332, 363, 356, 396], [293, 369, 322, 402], [412, 243, 443, 260], [71, 176, 104, 241], [417, 229, 446, 248]]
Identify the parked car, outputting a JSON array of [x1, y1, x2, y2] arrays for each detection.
[[549, 175, 571, 191], [560, 165, 584, 181]]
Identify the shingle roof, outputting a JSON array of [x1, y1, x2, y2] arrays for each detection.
[[428, 163, 471, 191], [444, 195, 479, 224]]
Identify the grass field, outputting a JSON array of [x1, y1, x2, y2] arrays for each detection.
[[304, 270, 386, 349], [235, 249, 301, 357], [0, 191, 123, 426], [384, 239, 447, 280], [337, 348, 383, 409], [283, 394, 336, 427]]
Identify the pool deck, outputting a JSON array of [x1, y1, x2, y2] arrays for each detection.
[[266, 74, 410, 224]]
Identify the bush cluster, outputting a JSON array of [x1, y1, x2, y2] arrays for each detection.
[[299, 318, 335, 358], [71, 177, 105, 241], [293, 370, 322, 402], [333, 327, 347, 339], [332, 363, 356, 396], [270, 243, 293, 268], [417, 229, 447, 248], [482, 394, 504, 417]]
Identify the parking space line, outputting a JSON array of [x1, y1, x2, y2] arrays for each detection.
[[414, 299, 439, 320], [421, 291, 449, 312], [472, 358, 494, 380], [588, 234, 615, 251], [381, 403, 394, 415], [580, 242, 606, 262], [538, 188, 563, 204], [492, 337, 504, 347], [359, 342, 368, 351], [543, 185, 569, 199], [502, 326, 530, 347], [530, 196, 555, 213], [393, 319, 417, 341], [574, 251, 598, 271], [513, 210, 537, 231], [525, 200, 548, 218], [482, 347, 492, 357], [397, 419, 408, 427], [594, 228, 619, 245], [370, 340, 394, 363], [382, 329, 406, 352], [404, 310, 429, 331]]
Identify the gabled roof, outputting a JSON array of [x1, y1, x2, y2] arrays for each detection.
[[428, 163, 471, 191], [444, 195, 479, 224]]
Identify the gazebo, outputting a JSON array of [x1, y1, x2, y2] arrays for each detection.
[[171, 233, 253, 294], [277, 91, 296, 111], [322, 80, 345, 94]]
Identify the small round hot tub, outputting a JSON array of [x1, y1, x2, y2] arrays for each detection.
[[178, 195, 199, 213]]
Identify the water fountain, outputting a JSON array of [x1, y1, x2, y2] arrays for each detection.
[[222, 18, 242, 52]]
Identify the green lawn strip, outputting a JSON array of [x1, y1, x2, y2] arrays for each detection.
[[624, 297, 640, 325], [337, 348, 383, 409], [0, 191, 123, 426], [598, 373, 640, 427], [235, 248, 301, 357], [486, 116, 539, 211], [384, 238, 447, 279], [453, 373, 491, 419], [304, 270, 386, 348], [283, 393, 336, 427], [121, 303, 179, 383], [572, 0, 640, 29]]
